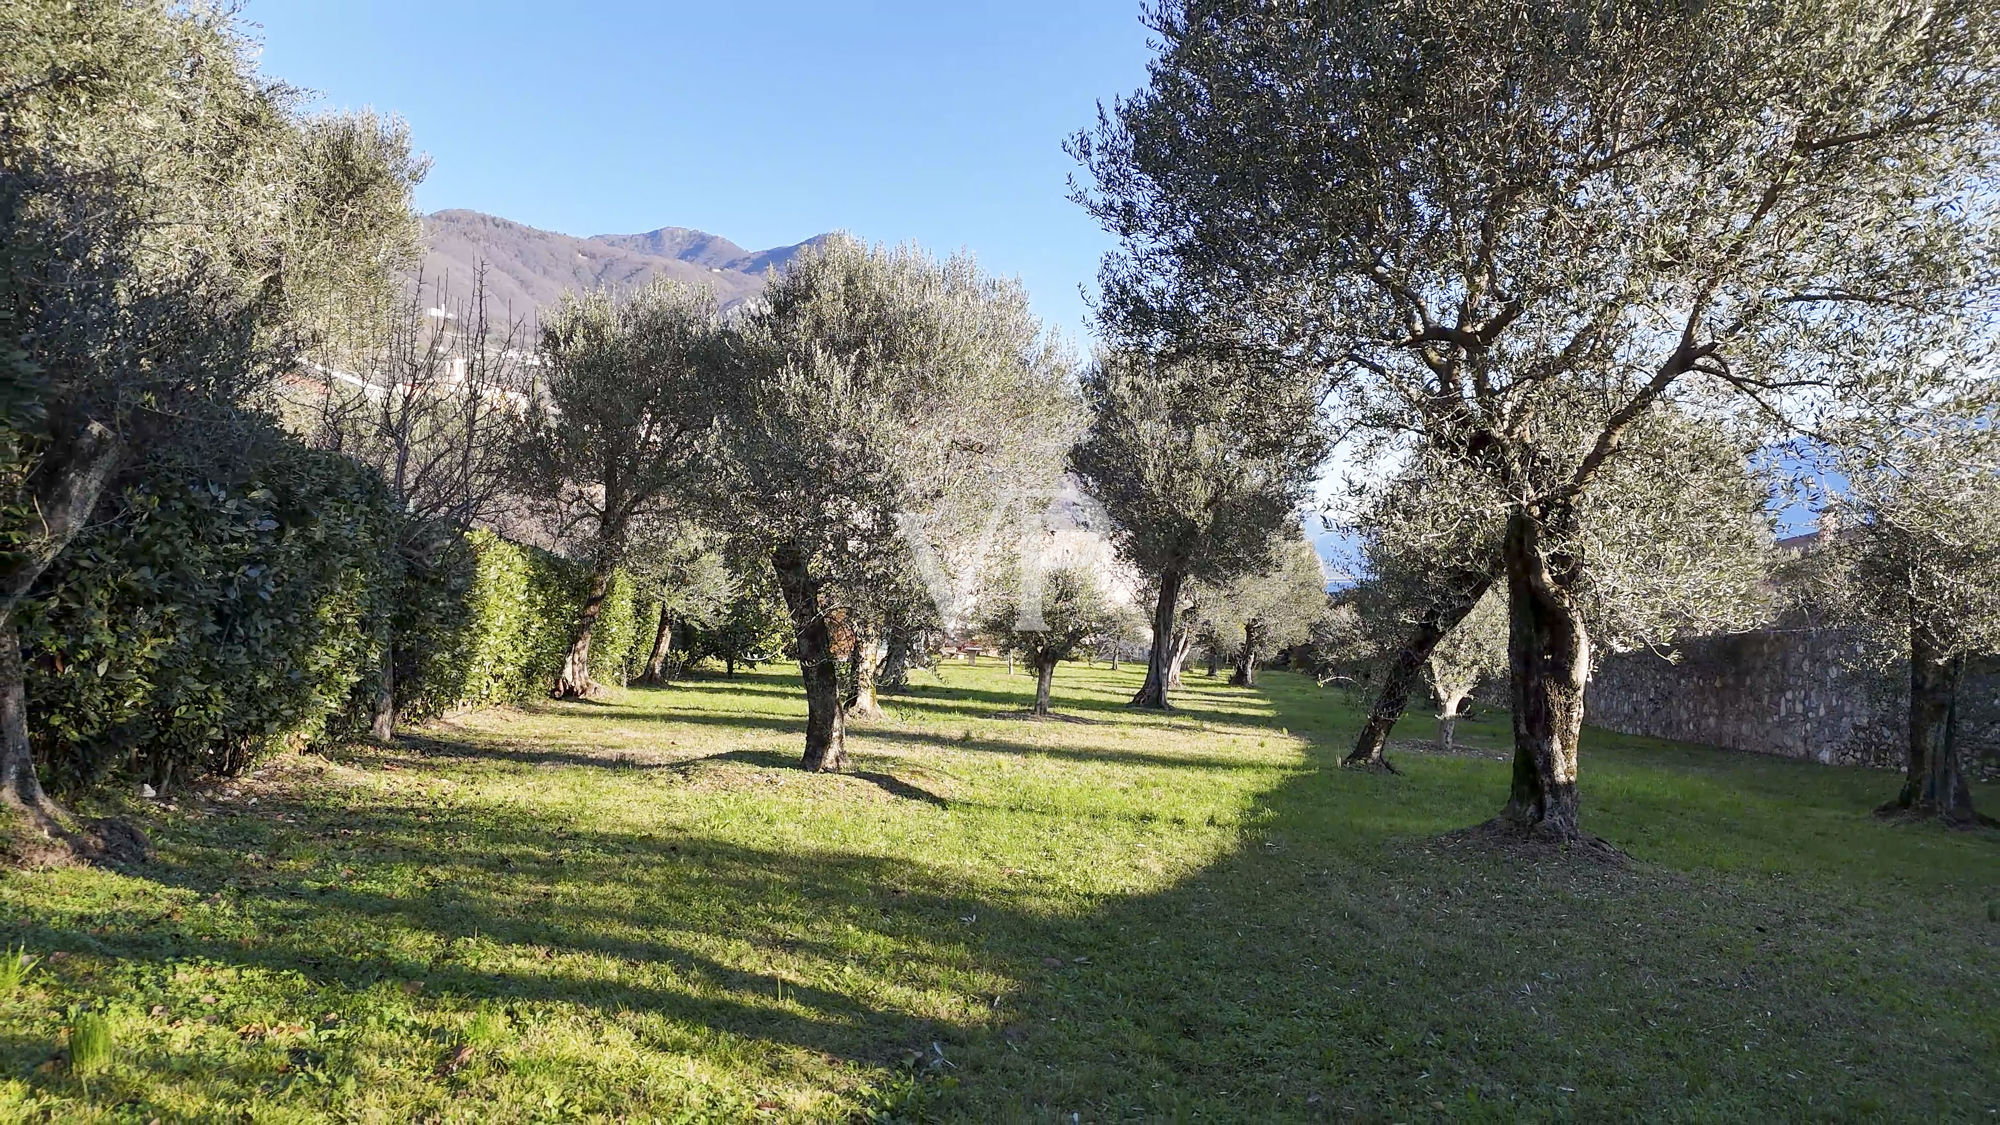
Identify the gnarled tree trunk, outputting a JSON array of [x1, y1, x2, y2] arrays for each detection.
[[1346, 572, 1495, 768], [1032, 660, 1056, 716], [1230, 620, 1264, 687], [1131, 569, 1184, 709], [1, 422, 124, 860], [773, 544, 845, 772], [555, 555, 617, 699], [1882, 628, 1982, 826], [1435, 689, 1471, 751], [0, 627, 55, 822], [370, 642, 396, 741], [638, 603, 674, 685], [878, 624, 913, 690], [847, 625, 881, 718], [1166, 618, 1196, 689], [1497, 512, 1589, 841]]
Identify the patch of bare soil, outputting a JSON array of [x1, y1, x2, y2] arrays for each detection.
[[1433, 817, 1628, 867], [0, 809, 150, 869]]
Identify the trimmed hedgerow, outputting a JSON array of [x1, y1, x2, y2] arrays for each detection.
[[19, 441, 399, 790], [396, 530, 639, 714], [20, 433, 640, 795]]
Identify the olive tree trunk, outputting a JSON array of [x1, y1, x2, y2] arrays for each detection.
[[1346, 572, 1495, 768], [0, 422, 121, 854], [1032, 660, 1056, 716], [878, 625, 913, 690], [370, 642, 396, 741], [1230, 620, 1264, 687], [847, 625, 881, 717], [1166, 620, 1196, 689], [773, 544, 846, 772], [639, 604, 674, 685], [1435, 689, 1472, 751], [554, 556, 616, 698], [0, 627, 54, 820], [1131, 569, 1185, 709], [1882, 630, 1983, 826], [1497, 512, 1589, 841]]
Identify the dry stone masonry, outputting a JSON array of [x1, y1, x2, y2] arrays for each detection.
[[1586, 628, 1999, 767]]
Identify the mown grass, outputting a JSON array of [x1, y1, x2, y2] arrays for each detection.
[[0, 662, 1993, 1122]]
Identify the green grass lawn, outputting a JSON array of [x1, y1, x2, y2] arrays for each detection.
[[0, 662, 1993, 1122]]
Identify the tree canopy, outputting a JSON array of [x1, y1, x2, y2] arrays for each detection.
[[1072, 0, 2000, 839]]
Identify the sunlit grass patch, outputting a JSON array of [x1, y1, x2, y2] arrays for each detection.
[[0, 662, 1992, 1121]]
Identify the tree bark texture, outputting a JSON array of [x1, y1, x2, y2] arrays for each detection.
[[555, 555, 617, 698], [773, 544, 846, 772], [1031, 660, 1057, 716], [878, 625, 913, 690], [1131, 569, 1184, 709], [1498, 512, 1589, 841], [1346, 572, 1495, 767], [1230, 621, 1265, 687], [848, 626, 881, 717], [0, 421, 122, 854], [639, 603, 674, 684], [1884, 629, 1981, 826], [370, 642, 396, 741], [1435, 691, 1470, 752], [1166, 621, 1195, 690]]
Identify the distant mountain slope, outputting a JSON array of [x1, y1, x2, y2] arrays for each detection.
[[419, 210, 828, 317]]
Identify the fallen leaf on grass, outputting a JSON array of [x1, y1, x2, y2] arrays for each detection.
[[436, 1043, 476, 1077]]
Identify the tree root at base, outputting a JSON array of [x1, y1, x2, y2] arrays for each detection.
[[1434, 817, 1627, 865]]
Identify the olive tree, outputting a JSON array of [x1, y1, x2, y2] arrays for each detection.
[[3, 0, 424, 851], [1821, 404, 2000, 827], [1344, 415, 1775, 771], [1070, 350, 1323, 709], [517, 280, 726, 698], [1203, 532, 1329, 688], [1423, 590, 1507, 752], [717, 237, 1077, 771], [980, 566, 1117, 717], [1073, 0, 1997, 839], [627, 524, 737, 686]]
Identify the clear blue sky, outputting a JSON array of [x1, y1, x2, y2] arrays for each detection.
[[242, 1, 1157, 347]]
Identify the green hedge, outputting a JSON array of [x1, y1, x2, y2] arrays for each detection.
[[19, 442, 399, 790], [403, 529, 639, 711], [21, 448, 640, 794]]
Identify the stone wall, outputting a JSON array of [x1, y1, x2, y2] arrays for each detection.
[[1585, 628, 2000, 767]]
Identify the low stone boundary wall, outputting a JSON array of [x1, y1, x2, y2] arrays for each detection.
[[1585, 629, 1998, 767]]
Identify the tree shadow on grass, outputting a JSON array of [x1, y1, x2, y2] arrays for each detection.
[[943, 675, 2000, 1122], [16, 673, 1971, 1121], [10, 800, 1019, 1078]]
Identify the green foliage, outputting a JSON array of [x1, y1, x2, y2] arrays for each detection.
[[0, 947, 38, 996], [20, 446, 639, 791], [404, 530, 639, 709], [19, 434, 400, 789], [683, 559, 792, 674], [66, 1012, 113, 1077], [979, 566, 1118, 673], [588, 568, 640, 689], [1199, 533, 1331, 663]]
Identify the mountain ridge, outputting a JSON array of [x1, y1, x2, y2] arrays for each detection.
[[419, 209, 831, 317]]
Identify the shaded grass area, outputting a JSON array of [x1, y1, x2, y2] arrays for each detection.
[[0, 663, 1992, 1121]]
